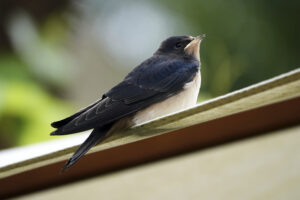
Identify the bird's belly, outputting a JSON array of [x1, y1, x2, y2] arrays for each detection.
[[133, 71, 201, 125]]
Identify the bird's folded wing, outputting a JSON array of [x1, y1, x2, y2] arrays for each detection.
[[52, 59, 199, 135], [51, 99, 103, 128]]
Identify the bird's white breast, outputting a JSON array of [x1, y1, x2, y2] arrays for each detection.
[[132, 71, 201, 125]]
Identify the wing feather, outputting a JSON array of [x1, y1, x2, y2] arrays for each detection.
[[52, 56, 199, 135]]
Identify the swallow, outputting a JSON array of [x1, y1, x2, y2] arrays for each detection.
[[51, 34, 205, 170]]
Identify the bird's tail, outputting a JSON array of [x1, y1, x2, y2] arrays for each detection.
[[62, 124, 112, 171]]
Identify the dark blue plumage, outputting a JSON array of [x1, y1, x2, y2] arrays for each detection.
[[51, 35, 205, 170]]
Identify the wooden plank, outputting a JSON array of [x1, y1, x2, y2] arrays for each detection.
[[0, 90, 299, 198], [0, 69, 299, 198], [0, 69, 299, 179], [19, 125, 300, 200]]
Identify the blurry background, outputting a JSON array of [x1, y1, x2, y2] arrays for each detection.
[[0, 0, 299, 149]]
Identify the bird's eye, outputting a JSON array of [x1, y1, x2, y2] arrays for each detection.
[[175, 42, 182, 49]]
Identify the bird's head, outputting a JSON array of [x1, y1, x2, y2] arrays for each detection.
[[155, 34, 205, 61]]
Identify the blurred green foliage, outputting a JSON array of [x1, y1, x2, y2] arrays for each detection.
[[0, 9, 74, 149], [0, 54, 72, 148], [160, 0, 299, 97], [0, 0, 299, 149]]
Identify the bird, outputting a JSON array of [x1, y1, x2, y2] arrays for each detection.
[[51, 34, 205, 171]]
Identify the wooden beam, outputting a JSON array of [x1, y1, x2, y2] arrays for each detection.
[[0, 92, 299, 199], [1, 69, 299, 179], [0, 69, 299, 198]]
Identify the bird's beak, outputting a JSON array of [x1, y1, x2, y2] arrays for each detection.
[[184, 34, 205, 60]]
